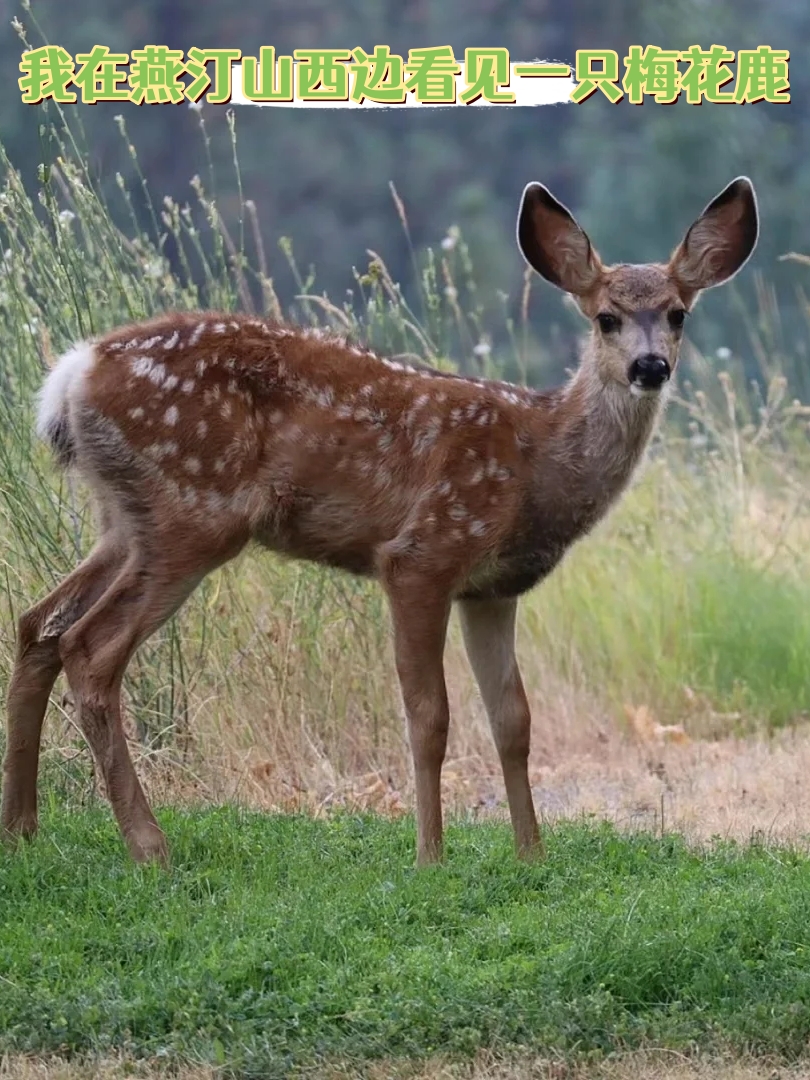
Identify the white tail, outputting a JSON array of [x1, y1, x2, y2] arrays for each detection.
[[36, 341, 96, 465], [2, 177, 758, 866]]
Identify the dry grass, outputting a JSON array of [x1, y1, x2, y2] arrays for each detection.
[[19, 463, 810, 851], [3, 1051, 809, 1079], [32, 579, 810, 851]]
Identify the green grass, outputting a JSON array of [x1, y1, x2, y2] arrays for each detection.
[[531, 484, 810, 730], [3, 811, 810, 1076]]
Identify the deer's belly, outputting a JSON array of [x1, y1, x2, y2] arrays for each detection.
[[251, 487, 381, 577]]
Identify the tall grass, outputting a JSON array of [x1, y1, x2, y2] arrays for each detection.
[[1, 97, 810, 815]]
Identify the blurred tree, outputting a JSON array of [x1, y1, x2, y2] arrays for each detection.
[[0, 0, 807, 389]]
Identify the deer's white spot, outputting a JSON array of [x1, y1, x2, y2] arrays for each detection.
[[189, 323, 207, 347], [195, 360, 207, 377], [184, 456, 202, 475], [197, 420, 208, 438], [164, 374, 180, 392], [163, 405, 179, 426], [182, 379, 196, 394], [214, 458, 226, 473], [469, 520, 486, 536], [204, 491, 227, 513], [221, 401, 233, 419], [144, 440, 178, 460], [163, 330, 180, 350], [130, 355, 159, 383], [413, 416, 442, 455], [448, 504, 468, 521]]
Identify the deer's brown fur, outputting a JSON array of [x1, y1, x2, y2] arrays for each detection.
[[1, 176, 758, 866]]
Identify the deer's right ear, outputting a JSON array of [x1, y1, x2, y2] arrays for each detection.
[[516, 183, 602, 296]]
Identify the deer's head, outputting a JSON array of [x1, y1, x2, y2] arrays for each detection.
[[516, 177, 759, 397]]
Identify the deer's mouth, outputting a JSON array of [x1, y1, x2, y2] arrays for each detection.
[[629, 382, 668, 399]]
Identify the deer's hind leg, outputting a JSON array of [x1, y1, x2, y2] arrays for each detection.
[[56, 521, 247, 865], [2, 535, 126, 842]]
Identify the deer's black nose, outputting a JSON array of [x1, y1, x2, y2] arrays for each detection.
[[628, 354, 670, 390]]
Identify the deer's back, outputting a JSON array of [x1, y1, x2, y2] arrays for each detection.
[[74, 313, 546, 588]]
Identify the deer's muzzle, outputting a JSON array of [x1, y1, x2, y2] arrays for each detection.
[[628, 354, 670, 390]]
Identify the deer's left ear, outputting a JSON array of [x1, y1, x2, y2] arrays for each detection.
[[669, 177, 759, 295]]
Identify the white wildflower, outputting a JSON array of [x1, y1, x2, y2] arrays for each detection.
[[143, 257, 164, 280]]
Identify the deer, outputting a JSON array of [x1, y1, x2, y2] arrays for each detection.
[[1, 176, 758, 868]]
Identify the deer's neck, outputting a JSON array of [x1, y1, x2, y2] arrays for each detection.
[[537, 362, 667, 509]]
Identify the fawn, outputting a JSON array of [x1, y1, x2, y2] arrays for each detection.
[[1, 176, 758, 866]]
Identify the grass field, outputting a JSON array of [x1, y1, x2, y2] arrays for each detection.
[[4, 812, 810, 1078], [3, 85, 810, 1078]]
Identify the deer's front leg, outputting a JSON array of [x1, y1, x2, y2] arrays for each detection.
[[457, 595, 543, 860], [385, 578, 452, 866]]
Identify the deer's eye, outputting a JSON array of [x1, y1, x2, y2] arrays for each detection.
[[596, 313, 621, 334], [668, 308, 687, 329]]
